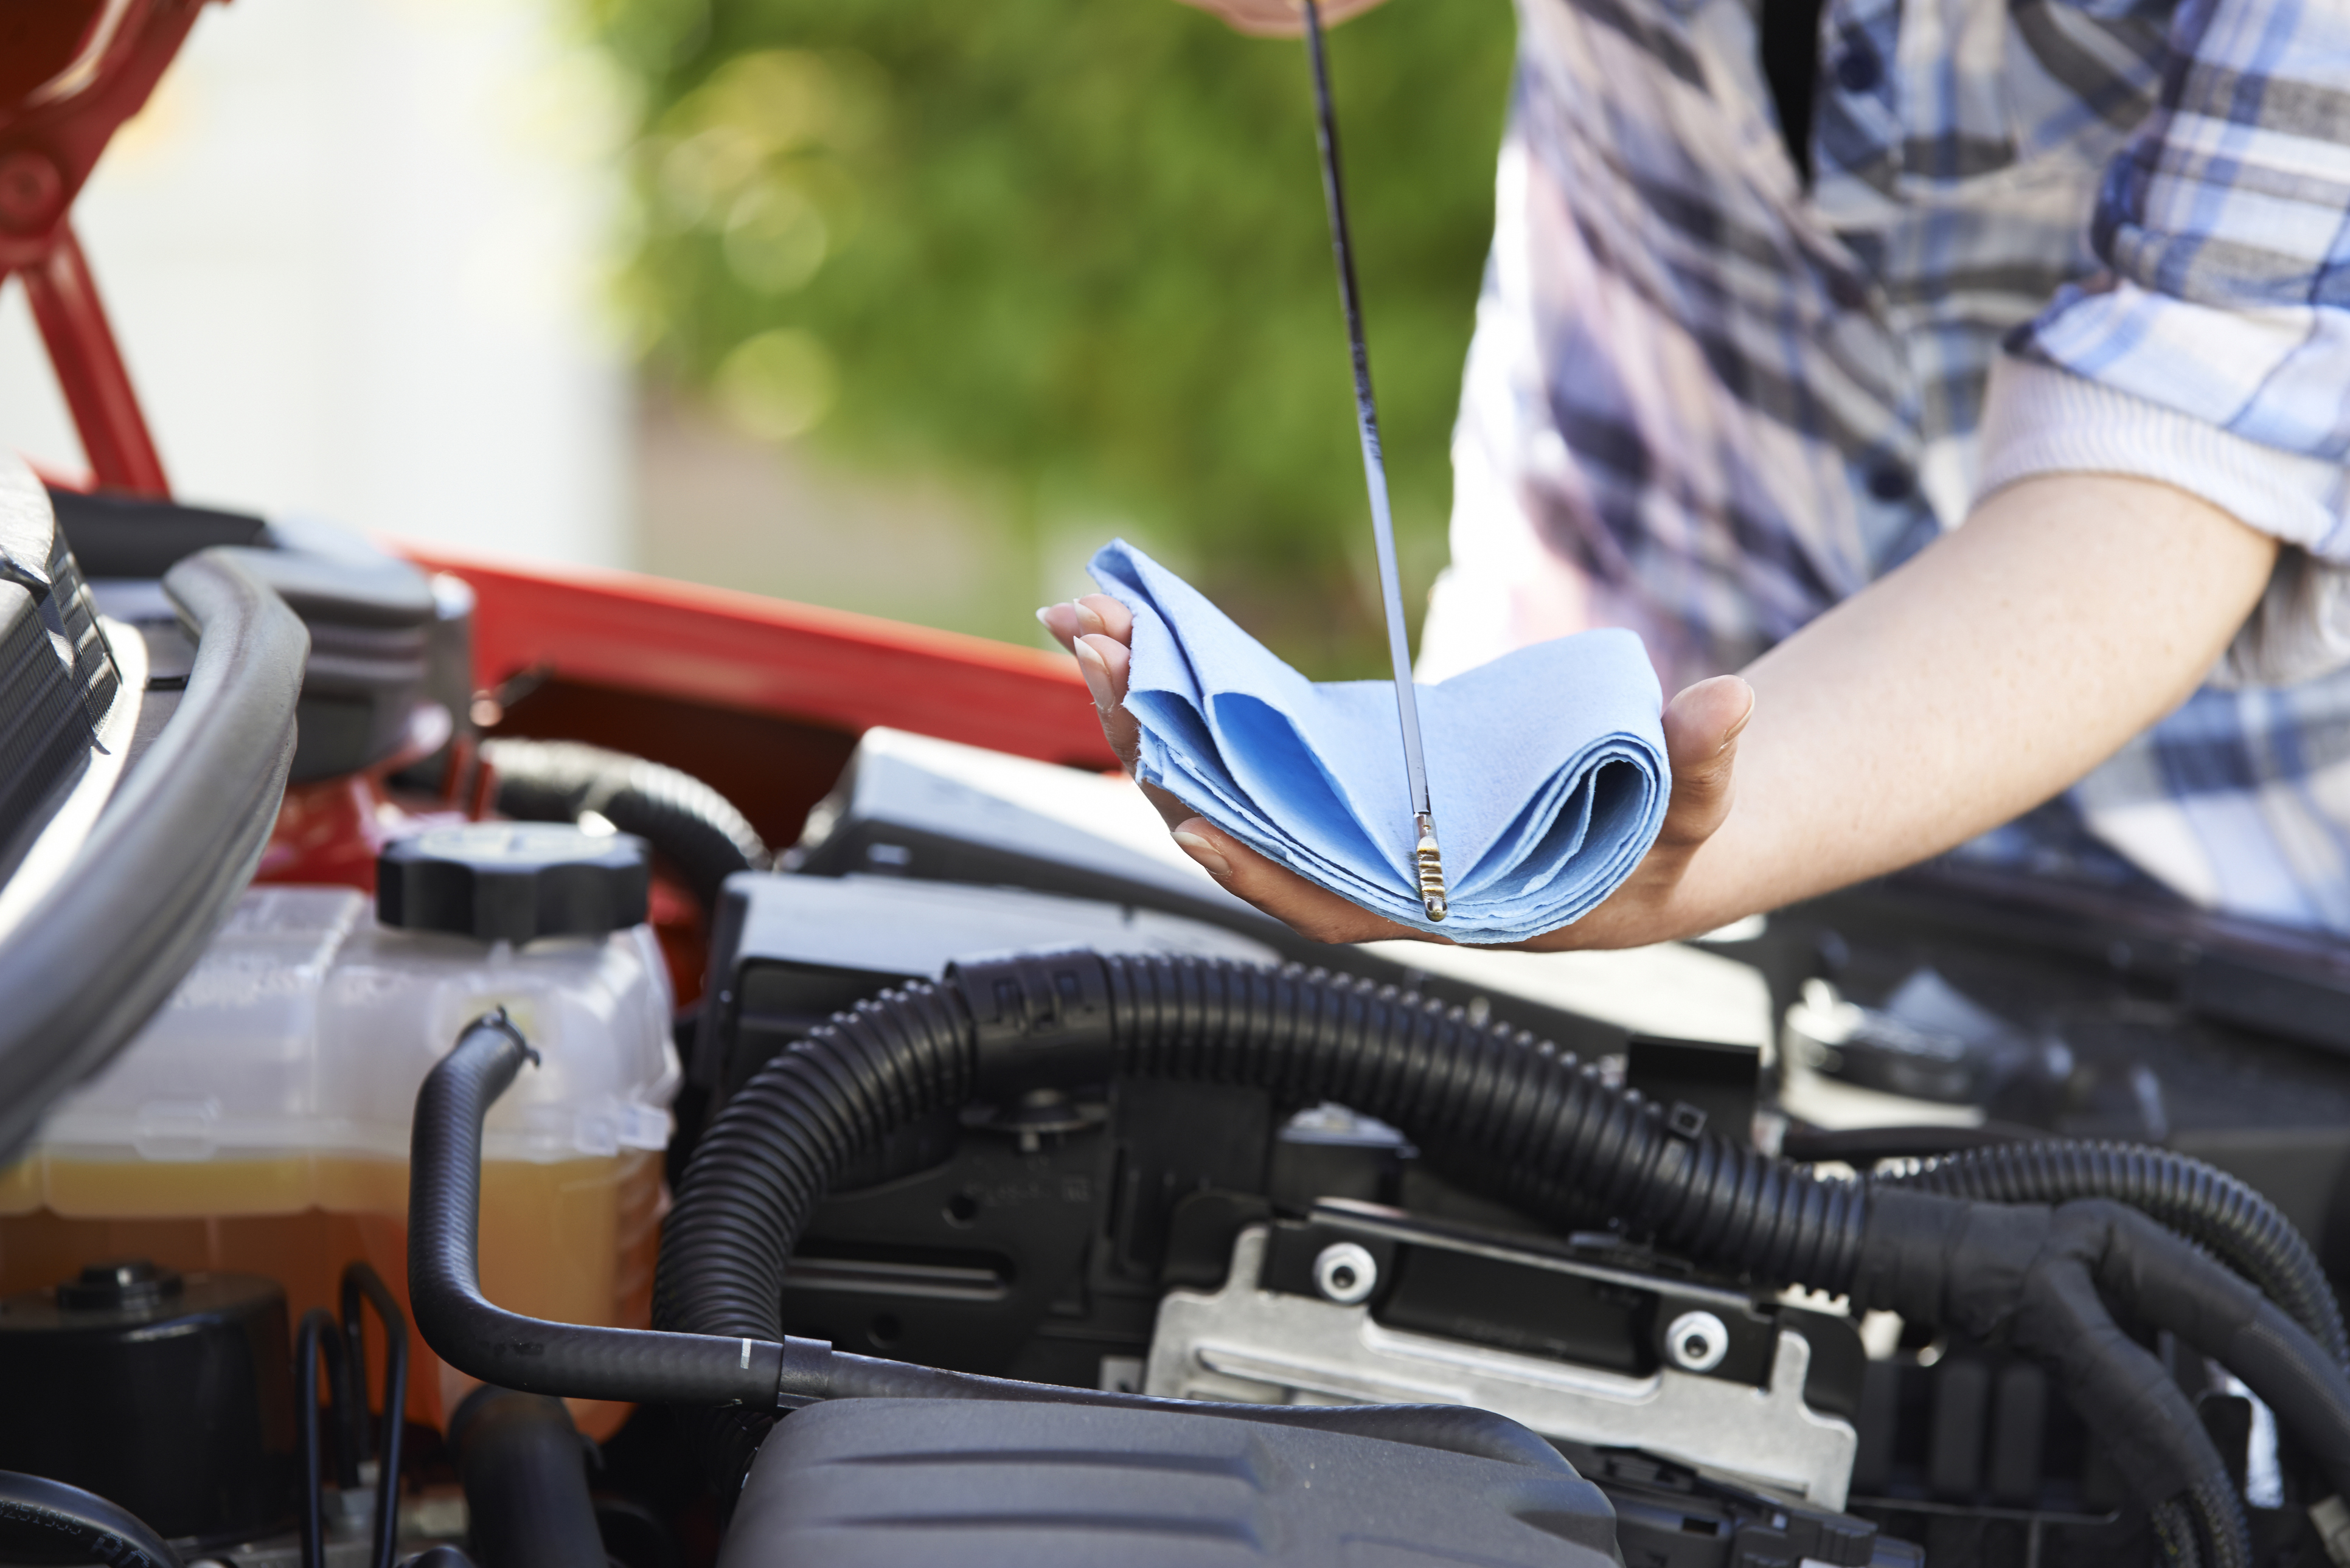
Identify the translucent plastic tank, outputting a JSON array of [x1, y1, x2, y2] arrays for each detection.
[[0, 850, 676, 1438]]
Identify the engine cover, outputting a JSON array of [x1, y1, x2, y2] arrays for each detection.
[[716, 1396, 1625, 1567]]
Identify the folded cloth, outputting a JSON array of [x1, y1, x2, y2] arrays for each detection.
[[1091, 541, 1672, 945]]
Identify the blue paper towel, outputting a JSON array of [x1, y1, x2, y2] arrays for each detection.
[[1091, 540, 1672, 943]]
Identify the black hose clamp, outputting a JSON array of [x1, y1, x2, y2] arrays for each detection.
[[951, 949, 1116, 1100]]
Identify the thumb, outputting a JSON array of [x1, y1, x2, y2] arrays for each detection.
[[1659, 675, 1753, 848]]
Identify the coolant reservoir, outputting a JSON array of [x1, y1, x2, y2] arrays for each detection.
[[0, 824, 676, 1438]]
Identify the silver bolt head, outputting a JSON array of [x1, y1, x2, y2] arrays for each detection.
[[1313, 1241, 1379, 1305], [1665, 1309, 1731, 1373]]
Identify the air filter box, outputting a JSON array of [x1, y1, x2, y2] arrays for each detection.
[[717, 1398, 1625, 1568]]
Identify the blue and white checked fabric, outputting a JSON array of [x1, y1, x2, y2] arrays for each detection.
[[1419, 0, 2350, 928]]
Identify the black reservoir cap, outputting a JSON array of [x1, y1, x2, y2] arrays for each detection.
[[56, 1258, 184, 1313], [379, 822, 650, 943]]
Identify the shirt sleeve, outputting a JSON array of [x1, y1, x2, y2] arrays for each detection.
[[1978, 358, 2350, 687], [1994, 0, 2350, 563]]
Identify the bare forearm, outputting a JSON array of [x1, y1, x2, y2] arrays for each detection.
[[1045, 472, 2279, 955], [1665, 473, 2278, 932]]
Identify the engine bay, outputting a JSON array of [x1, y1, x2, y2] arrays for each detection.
[[9, 504, 2350, 1568]]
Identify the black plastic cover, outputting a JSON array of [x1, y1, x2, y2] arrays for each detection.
[[380, 823, 650, 943], [717, 1397, 1624, 1567], [49, 486, 270, 576], [0, 1264, 294, 1544], [222, 519, 435, 781], [57, 489, 435, 780], [694, 872, 1276, 1107]]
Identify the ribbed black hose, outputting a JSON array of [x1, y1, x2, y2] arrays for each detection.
[[0, 1472, 181, 1568], [1876, 1140, 2349, 1368], [483, 738, 768, 909], [657, 953, 1868, 1480], [2152, 1497, 2206, 1568], [661, 954, 1867, 1327]]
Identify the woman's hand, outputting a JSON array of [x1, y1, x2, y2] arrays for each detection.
[[1042, 476, 2282, 954], [1172, 0, 1390, 37], [1037, 595, 1753, 949]]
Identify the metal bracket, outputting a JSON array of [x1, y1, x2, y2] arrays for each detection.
[[1144, 1225, 1859, 1509]]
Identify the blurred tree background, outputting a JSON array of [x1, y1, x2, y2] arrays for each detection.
[[586, 0, 1517, 677]]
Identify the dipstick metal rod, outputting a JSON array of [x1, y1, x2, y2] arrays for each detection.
[[1301, 0, 1448, 922]]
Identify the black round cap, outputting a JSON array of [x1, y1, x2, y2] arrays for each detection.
[[378, 822, 650, 943], [55, 1258, 184, 1312]]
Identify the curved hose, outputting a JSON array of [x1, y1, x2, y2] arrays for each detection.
[[0, 1470, 182, 1568], [661, 953, 1864, 1341], [408, 1010, 794, 1408], [482, 738, 768, 909], [296, 1308, 346, 1568], [1875, 1140, 2349, 1368], [447, 1389, 607, 1568], [339, 1263, 408, 1568], [406, 1008, 1631, 1483], [655, 953, 1866, 1483], [0, 549, 305, 1162]]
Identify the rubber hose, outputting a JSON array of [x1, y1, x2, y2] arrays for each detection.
[[0, 1471, 181, 1568], [656, 952, 1868, 1480], [2152, 1497, 2206, 1568], [1877, 1140, 2348, 1367], [403, 1008, 1597, 1488], [2075, 1196, 2350, 1504], [296, 1307, 347, 1568], [448, 1388, 607, 1568], [340, 1262, 409, 1568], [482, 738, 768, 909], [409, 1011, 793, 1407], [0, 550, 305, 1165]]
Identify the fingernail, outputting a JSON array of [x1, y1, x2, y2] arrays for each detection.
[[1072, 637, 1114, 708], [1172, 827, 1232, 879], [1718, 687, 1757, 754], [1072, 602, 1107, 636], [1035, 606, 1059, 631]]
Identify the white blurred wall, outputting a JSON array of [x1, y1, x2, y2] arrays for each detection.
[[0, 0, 632, 566]]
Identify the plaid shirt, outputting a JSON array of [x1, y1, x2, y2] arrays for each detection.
[[1419, 0, 2350, 929]]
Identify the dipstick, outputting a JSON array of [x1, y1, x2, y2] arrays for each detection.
[[1301, 0, 1447, 921]]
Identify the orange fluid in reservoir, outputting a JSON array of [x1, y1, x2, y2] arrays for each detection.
[[0, 1153, 664, 1441]]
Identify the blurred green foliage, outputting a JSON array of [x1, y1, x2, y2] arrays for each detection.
[[589, 0, 1517, 673]]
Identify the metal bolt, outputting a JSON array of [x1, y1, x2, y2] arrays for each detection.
[[1665, 1310, 1729, 1373], [1313, 1241, 1378, 1305], [0, 151, 63, 234]]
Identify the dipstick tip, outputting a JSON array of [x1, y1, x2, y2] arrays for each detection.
[[1414, 813, 1448, 923]]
